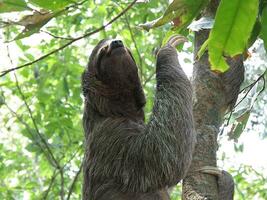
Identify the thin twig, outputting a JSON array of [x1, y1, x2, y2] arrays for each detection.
[[226, 109, 233, 126], [6, 44, 14, 65], [143, 71, 155, 87], [234, 70, 266, 108], [124, 13, 144, 82], [62, 145, 83, 169], [62, 146, 83, 199], [66, 162, 83, 200], [0, 0, 138, 77], [42, 170, 59, 200], [239, 69, 266, 94], [250, 166, 266, 181], [4, 45, 56, 165], [40, 30, 74, 40], [14, 74, 61, 169], [65, 0, 89, 10], [60, 169, 65, 200], [3, 102, 55, 165], [249, 72, 266, 109], [42, 146, 83, 200], [221, 70, 266, 131]]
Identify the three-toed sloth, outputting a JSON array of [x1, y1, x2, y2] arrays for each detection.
[[82, 35, 196, 200]]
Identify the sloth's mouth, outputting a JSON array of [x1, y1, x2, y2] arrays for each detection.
[[111, 44, 124, 50], [108, 46, 126, 56], [111, 46, 125, 51]]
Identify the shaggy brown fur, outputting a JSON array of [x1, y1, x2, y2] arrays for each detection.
[[82, 36, 195, 200]]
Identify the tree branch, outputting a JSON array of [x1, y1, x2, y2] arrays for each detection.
[[0, 0, 138, 77], [40, 30, 74, 40], [221, 69, 266, 128], [62, 145, 83, 168], [234, 69, 266, 108], [124, 13, 144, 82], [3, 45, 58, 167], [13, 74, 61, 169], [42, 170, 59, 200], [60, 169, 65, 200], [66, 162, 83, 200], [2, 101, 55, 165], [143, 71, 155, 87]]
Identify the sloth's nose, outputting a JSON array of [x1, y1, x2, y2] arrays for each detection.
[[110, 40, 124, 49]]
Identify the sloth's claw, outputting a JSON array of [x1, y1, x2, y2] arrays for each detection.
[[167, 35, 188, 48]]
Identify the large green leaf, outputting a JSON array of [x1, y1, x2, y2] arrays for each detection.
[[228, 110, 250, 141], [208, 0, 258, 72], [29, 0, 77, 11], [247, 19, 261, 48], [261, 6, 267, 51], [12, 11, 54, 41], [139, 0, 209, 31], [0, 0, 29, 13]]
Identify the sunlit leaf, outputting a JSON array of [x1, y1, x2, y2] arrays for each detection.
[[261, 6, 267, 51], [208, 0, 258, 72], [0, 95, 4, 107], [197, 38, 209, 58], [0, 0, 30, 13], [234, 143, 244, 152], [139, 0, 209, 31], [247, 19, 261, 48], [12, 11, 54, 41], [236, 110, 251, 123], [29, 0, 76, 11], [26, 143, 41, 153], [228, 111, 251, 141]]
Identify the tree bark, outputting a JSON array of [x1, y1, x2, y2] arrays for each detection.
[[182, 1, 244, 199]]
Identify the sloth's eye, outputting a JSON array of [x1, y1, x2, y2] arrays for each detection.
[[95, 47, 108, 77], [101, 45, 108, 52]]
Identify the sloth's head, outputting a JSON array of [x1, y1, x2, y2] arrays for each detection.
[[88, 39, 139, 89]]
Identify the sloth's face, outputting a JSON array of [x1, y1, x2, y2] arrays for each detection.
[[90, 39, 139, 88]]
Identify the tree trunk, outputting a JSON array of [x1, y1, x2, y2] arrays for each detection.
[[182, 1, 244, 199]]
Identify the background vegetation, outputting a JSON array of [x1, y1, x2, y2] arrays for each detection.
[[0, 0, 266, 199]]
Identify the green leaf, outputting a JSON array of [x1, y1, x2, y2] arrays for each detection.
[[208, 0, 258, 72], [13, 12, 54, 41], [0, 95, 4, 107], [236, 110, 250, 123], [197, 38, 209, 59], [29, 0, 76, 11], [234, 143, 244, 152], [139, 0, 209, 31], [25, 143, 41, 153], [261, 6, 267, 51], [63, 76, 69, 96], [0, 0, 29, 13], [247, 19, 261, 48], [228, 111, 250, 141]]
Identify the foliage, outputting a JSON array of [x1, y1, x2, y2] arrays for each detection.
[[0, 0, 266, 199], [139, 0, 267, 72], [139, 0, 209, 32], [233, 165, 267, 200], [224, 41, 267, 140], [0, 0, 168, 199], [208, 0, 258, 72], [261, 1, 267, 50], [0, 0, 30, 13]]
